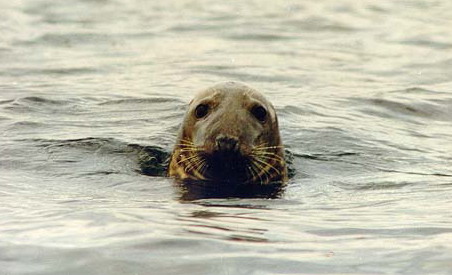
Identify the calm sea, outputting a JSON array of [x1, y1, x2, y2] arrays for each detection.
[[1, 0, 452, 274]]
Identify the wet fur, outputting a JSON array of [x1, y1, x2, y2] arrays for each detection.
[[168, 82, 287, 185]]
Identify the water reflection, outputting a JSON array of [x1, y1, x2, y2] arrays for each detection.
[[2, 0, 452, 274], [175, 179, 285, 201], [177, 208, 271, 243]]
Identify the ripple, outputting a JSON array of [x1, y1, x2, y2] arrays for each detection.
[[17, 32, 118, 47], [225, 33, 297, 41], [12, 96, 73, 106], [2, 96, 85, 118], [295, 151, 359, 162], [310, 227, 452, 237], [398, 36, 452, 50], [0, 99, 14, 105], [1, 67, 98, 77], [351, 87, 452, 122], [189, 68, 296, 83], [369, 98, 435, 118], [284, 16, 359, 32], [2, 1, 452, 274], [98, 97, 179, 106], [27, 137, 170, 177]]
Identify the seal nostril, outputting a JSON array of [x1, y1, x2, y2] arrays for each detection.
[[215, 136, 239, 152]]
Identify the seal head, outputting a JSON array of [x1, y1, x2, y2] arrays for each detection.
[[168, 82, 287, 186]]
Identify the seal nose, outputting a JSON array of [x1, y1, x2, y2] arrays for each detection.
[[215, 135, 239, 152]]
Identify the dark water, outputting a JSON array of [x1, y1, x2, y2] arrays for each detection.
[[1, 0, 452, 274]]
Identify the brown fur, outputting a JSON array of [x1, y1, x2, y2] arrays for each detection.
[[168, 82, 287, 185]]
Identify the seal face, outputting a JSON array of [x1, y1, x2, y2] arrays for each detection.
[[168, 82, 287, 186]]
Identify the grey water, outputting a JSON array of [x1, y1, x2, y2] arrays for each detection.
[[1, 0, 452, 274]]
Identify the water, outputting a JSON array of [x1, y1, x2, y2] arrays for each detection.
[[1, 0, 452, 274]]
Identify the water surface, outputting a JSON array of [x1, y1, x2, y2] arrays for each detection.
[[1, 0, 452, 274]]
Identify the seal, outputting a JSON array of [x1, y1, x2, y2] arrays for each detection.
[[168, 82, 287, 187]]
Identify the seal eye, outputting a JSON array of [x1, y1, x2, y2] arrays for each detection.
[[251, 105, 267, 122], [194, 104, 209, 119]]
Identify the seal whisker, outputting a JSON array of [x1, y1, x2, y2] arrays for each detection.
[[183, 159, 196, 173], [253, 145, 284, 150], [198, 159, 209, 177], [168, 82, 287, 188], [250, 156, 271, 184], [255, 142, 269, 148], [253, 143, 269, 150], [252, 151, 285, 162], [179, 138, 195, 144], [249, 161, 264, 185], [186, 156, 203, 173], [256, 160, 273, 180], [246, 164, 259, 183], [179, 148, 203, 153], [175, 143, 203, 149], [252, 156, 281, 175], [175, 143, 199, 148], [176, 154, 199, 165], [251, 152, 280, 163], [184, 156, 204, 176]]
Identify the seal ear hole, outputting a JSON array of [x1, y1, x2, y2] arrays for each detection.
[[194, 104, 209, 119], [250, 105, 267, 122]]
